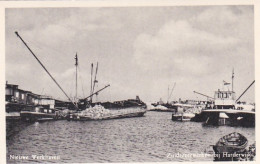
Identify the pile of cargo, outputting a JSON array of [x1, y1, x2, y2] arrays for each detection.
[[57, 109, 71, 118], [66, 104, 147, 121], [77, 105, 112, 118]]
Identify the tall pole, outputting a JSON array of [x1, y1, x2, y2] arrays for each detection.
[[232, 68, 234, 92], [169, 82, 176, 102], [90, 63, 93, 102], [167, 85, 169, 103], [15, 31, 78, 109], [92, 62, 98, 94], [75, 53, 78, 100]]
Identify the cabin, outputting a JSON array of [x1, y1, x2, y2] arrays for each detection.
[[214, 89, 236, 109]]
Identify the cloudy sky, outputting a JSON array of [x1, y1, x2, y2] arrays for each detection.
[[5, 6, 255, 103]]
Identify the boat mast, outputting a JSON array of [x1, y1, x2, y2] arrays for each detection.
[[168, 83, 176, 103], [232, 68, 234, 92], [15, 31, 78, 109], [167, 85, 169, 103], [75, 53, 78, 100], [90, 63, 93, 102], [92, 62, 99, 100]]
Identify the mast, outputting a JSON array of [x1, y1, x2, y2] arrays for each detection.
[[92, 62, 99, 95], [15, 31, 78, 109], [232, 68, 234, 92], [167, 85, 169, 103], [168, 82, 176, 101], [90, 63, 93, 102], [75, 53, 78, 100]]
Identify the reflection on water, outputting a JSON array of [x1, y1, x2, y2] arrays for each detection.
[[6, 111, 255, 163]]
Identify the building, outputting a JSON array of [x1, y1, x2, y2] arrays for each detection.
[[6, 81, 69, 113]]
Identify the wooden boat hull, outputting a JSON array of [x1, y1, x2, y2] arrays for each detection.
[[213, 132, 248, 161], [67, 111, 146, 121]]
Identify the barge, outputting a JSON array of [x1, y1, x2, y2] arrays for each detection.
[[67, 105, 146, 121]]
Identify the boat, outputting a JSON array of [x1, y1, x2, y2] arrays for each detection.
[[191, 70, 255, 126], [67, 104, 146, 121], [151, 83, 179, 112], [213, 132, 248, 154], [15, 31, 147, 121], [20, 105, 58, 122], [83, 96, 147, 110]]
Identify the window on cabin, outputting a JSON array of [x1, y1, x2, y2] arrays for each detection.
[[15, 92, 19, 98], [21, 94, 24, 99]]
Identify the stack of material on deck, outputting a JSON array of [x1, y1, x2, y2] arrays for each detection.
[[153, 105, 168, 110], [67, 104, 146, 121], [146, 103, 156, 110], [78, 105, 111, 118]]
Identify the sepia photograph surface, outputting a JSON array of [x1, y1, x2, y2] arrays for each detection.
[[3, 1, 257, 163]]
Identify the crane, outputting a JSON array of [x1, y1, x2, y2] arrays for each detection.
[[193, 91, 214, 100]]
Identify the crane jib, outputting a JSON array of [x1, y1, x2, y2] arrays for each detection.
[[15, 31, 78, 109]]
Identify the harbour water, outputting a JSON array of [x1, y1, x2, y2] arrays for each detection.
[[6, 111, 255, 163]]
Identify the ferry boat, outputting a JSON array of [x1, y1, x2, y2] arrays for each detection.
[[191, 71, 255, 126]]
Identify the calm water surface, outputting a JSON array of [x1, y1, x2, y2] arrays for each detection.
[[6, 111, 255, 163]]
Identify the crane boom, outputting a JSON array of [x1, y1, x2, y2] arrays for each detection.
[[82, 84, 110, 100], [236, 80, 255, 102], [15, 31, 78, 109], [193, 91, 214, 100]]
